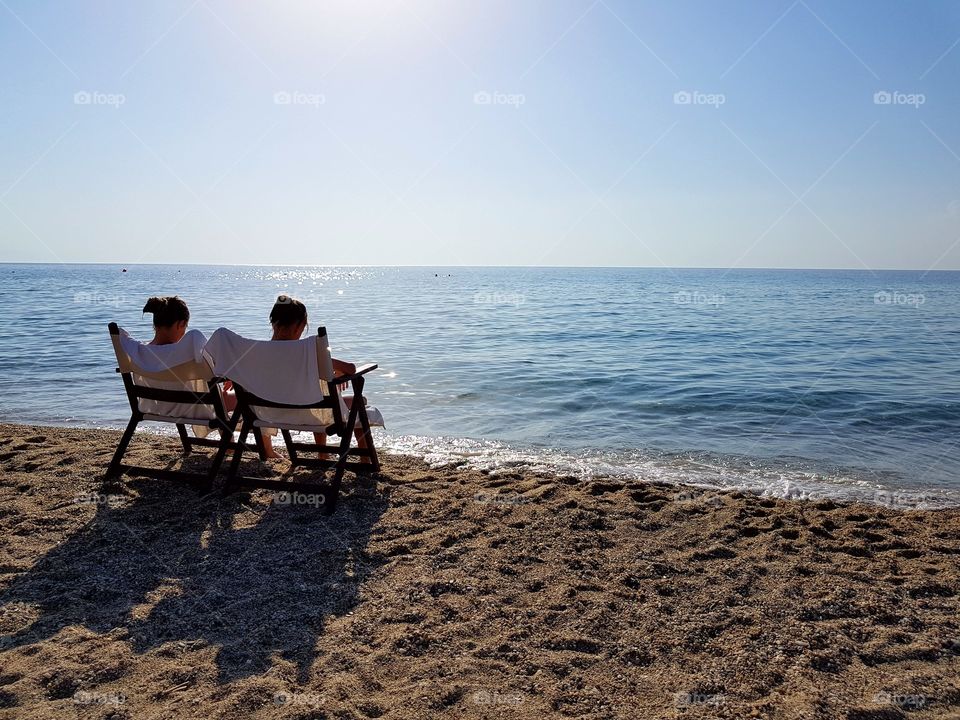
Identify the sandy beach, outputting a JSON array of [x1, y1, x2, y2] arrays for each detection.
[[0, 423, 957, 719]]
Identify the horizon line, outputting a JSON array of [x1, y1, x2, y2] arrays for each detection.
[[1, 261, 959, 273]]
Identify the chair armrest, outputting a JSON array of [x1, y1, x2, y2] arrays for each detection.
[[330, 363, 378, 385]]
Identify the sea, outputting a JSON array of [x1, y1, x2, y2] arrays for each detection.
[[1, 264, 958, 508]]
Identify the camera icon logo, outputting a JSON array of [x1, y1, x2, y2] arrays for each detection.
[[873, 90, 892, 105]]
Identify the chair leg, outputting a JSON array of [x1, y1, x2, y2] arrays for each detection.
[[106, 416, 139, 479], [357, 404, 380, 472], [328, 398, 363, 513], [176, 424, 192, 455], [281, 429, 298, 464], [253, 428, 268, 461], [224, 425, 250, 495], [328, 431, 353, 514], [207, 416, 240, 485]]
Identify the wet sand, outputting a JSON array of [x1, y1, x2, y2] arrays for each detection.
[[0, 423, 957, 719]]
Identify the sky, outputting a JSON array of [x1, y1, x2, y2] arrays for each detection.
[[1, 0, 959, 269]]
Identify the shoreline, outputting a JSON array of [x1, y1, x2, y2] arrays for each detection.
[[6, 419, 960, 511], [0, 423, 958, 719]]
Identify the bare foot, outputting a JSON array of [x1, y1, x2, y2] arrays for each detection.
[[263, 447, 283, 460]]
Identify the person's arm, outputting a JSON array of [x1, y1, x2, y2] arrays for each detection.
[[332, 358, 356, 376]]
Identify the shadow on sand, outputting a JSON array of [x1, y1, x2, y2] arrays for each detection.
[[0, 458, 387, 684]]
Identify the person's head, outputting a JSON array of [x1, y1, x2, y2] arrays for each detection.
[[270, 295, 308, 340], [143, 296, 190, 344]]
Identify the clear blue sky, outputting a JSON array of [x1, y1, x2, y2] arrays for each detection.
[[1, 0, 959, 269]]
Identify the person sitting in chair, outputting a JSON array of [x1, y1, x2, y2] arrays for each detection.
[[143, 296, 191, 345], [224, 295, 367, 460]]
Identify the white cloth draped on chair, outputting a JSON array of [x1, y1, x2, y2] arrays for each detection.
[[114, 328, 216, 436]]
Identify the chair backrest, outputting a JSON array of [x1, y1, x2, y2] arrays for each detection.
[[108, 323, 220, 421], [315, 327, 335, 383], [205, 327, 345, 430], [109, 323, 214, 382]]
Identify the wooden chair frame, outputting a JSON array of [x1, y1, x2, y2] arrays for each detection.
[[105, 322, 265, 489], [223, 327, 380, 513]]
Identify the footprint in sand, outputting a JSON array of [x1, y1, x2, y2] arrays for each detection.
[[629, 489, 666, 506], [588, 481, 625, 495], [896, 548, 922, 559], [834, 544, 872, 558]]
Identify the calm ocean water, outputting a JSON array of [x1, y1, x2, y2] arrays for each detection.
[[1, 264, 958, 507]]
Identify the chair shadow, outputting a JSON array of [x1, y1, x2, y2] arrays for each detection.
[[0, 460, 387, 684]]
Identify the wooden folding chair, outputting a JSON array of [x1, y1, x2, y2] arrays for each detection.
[[217, 327, 381, 513], [106, 322, 265, 489]]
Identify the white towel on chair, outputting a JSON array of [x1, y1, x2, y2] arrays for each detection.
[[205, 328, 326, 403], [118, 328, 208, 372], [116, 328, 215, 436], [204, 328, 383, 434]]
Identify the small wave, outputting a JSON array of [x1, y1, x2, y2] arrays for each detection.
[[377, 434, 960, 510], [11, 419, 960, 509]]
